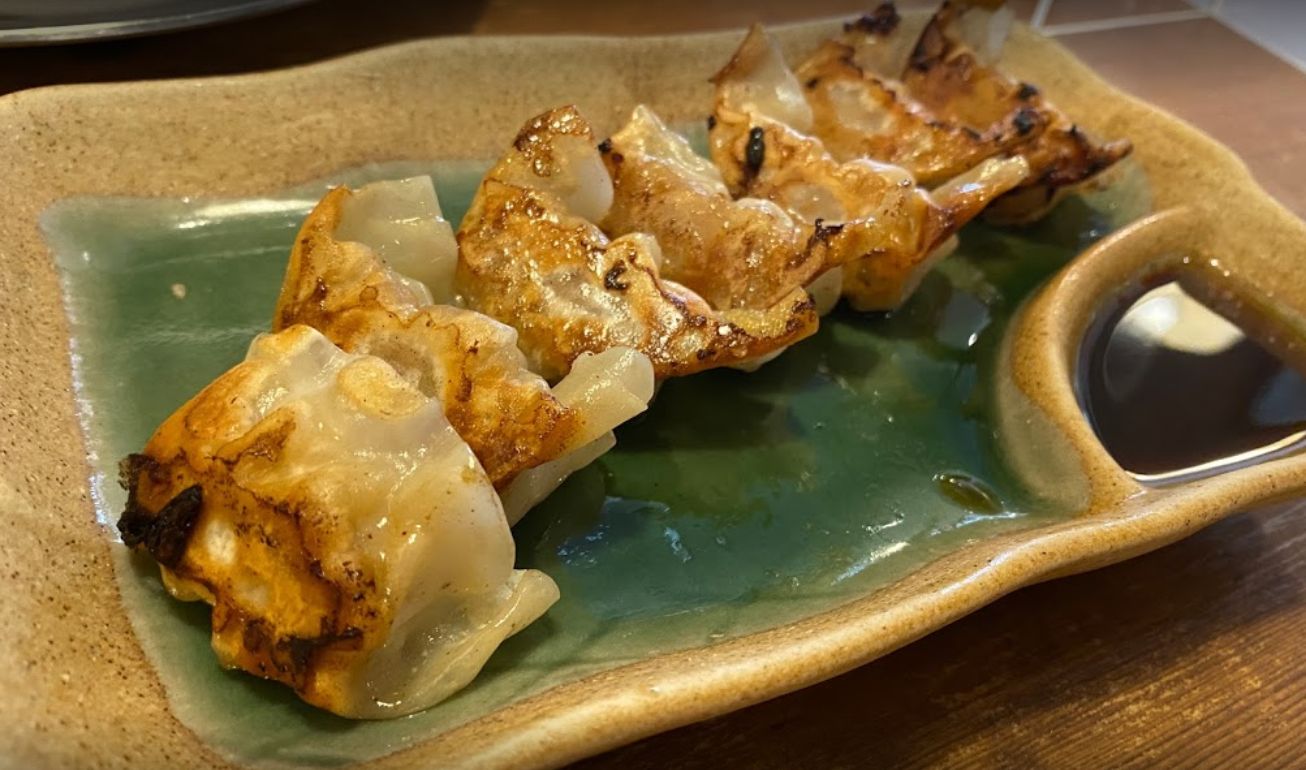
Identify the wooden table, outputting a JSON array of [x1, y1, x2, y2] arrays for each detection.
[[6, 1, 1304, 766]]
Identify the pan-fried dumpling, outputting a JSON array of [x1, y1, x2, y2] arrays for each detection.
[[274, 177, 654, 519], [869, 1, 1132, 221], [748, 2, 1130, 223], [117, 325, 558, 718], [709, 26, 1028, 311], [601, 105, 850, 312], [792, 25, 1031, 187], [328, 174, 460, 305], [456, 105, 816, 380]]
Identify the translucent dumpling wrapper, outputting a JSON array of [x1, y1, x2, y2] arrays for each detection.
[[274, 177, 654, 519], [456, 105, 817, 380], [116, 325, 559, 718], [709, 25, 1028, 311]]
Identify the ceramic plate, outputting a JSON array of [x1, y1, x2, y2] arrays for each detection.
[[4, 12, 1306, 770]]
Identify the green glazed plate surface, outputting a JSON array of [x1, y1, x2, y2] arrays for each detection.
[[44, 154, 1147, 765]]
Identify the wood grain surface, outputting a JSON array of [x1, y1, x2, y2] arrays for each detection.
[[5, 1, 1303, 767]]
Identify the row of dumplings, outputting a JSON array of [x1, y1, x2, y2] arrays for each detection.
[[117, 2, 1130, 718]]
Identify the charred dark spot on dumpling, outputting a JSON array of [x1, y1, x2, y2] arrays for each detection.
[[117, 476, 203, 569], [283, 626, 365, 684], [804, 216, 846, 257], [603, 263, 630, 291], [1013, 108, 1039, 136], [706, 115, 717, 130], [597, 138, 613, 154], [825, 44, 859, 70], [513, 107, 592, 178], [908, 22, 945, 72], [812, 219, 845, 243], [805, 77, 820, 89], [242, 618, 271, 654], [1079, 143, 1127, 181], [513, 125, 542, 154], [118, 452, 161, 492], [257, 526, 280, 549], [231, 421, 293, 466], [844, 3, 900, 35], [798, 219, 846, 268], [1017, 82, 1040, 101], [521, 197, 547, 219], [745, 127, 766, 175], [299, 277, 331, 322]]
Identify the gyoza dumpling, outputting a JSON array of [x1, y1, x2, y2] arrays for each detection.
[[770, 2, 1130, 222], [456, 105, 817, 380], [601, 105, 846, 312], [709, 26, 1028, 311], [274, 177, 654, 520], [849, 1, 1131, 222], [117, 325, 557, 718], [796, 43, 1033, 187], [793, 23, 1031, 186]]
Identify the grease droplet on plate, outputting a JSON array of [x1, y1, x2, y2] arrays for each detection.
[[932, 471, 1003, 515]]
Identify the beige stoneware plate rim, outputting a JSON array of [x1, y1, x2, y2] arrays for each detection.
[[4, 13, 1306, 770]]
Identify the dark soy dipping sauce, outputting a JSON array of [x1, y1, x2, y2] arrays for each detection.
[[1080, 280, 1306, 484]]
